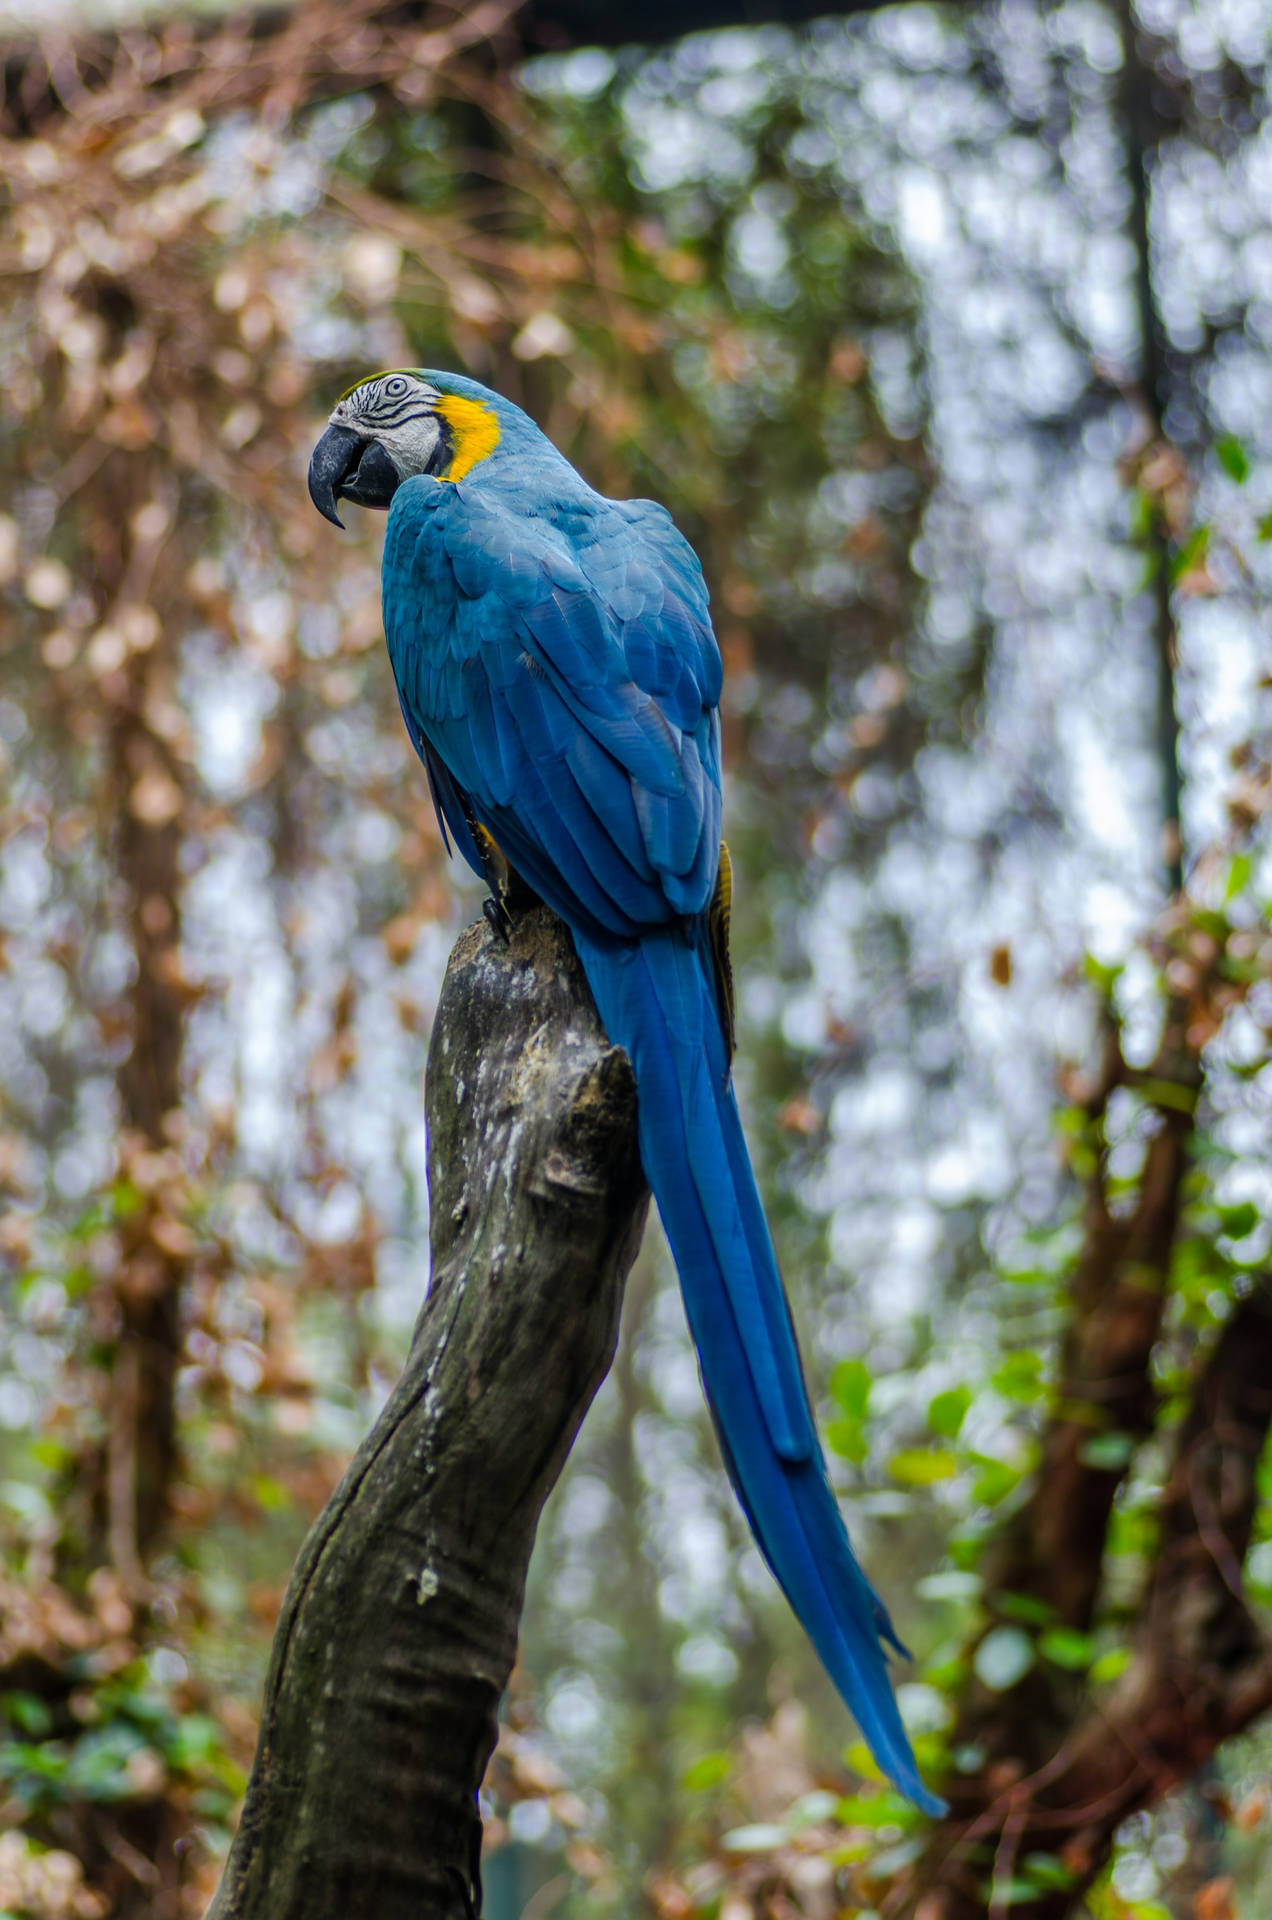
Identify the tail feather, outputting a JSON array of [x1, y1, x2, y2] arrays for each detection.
[[575, 925, 944, 1816]]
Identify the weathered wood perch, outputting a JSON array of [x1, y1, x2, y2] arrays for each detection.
[[206, 907, 648, 1920]]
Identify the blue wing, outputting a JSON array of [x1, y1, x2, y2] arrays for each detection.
[[383, 479, 723, 940]]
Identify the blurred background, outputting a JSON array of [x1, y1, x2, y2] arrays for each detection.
[[1, 0, 1271, 1915]]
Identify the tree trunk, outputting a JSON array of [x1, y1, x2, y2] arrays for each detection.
[[206, 906, 648, 1920], [892, 1279, 1272, 1920]]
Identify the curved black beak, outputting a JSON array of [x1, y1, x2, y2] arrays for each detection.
[[308, 423, 401, 529]]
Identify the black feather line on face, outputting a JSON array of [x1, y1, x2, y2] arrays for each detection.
[[424, 415, 454, 478]]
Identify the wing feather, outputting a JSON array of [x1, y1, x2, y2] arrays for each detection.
[[382, 478, 723, 937]]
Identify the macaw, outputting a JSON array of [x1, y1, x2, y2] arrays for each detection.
[[308, 370, 942, 1813]]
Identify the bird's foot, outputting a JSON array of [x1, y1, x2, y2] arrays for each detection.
[[483, 893, 514, 944]]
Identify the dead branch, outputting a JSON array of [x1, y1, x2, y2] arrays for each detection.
[[205, 907, 648, 1920]]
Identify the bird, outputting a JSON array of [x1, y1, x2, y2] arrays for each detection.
[[308, 369, 943, 1814]]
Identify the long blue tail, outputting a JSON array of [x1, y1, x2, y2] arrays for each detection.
[[574, 923, 944, 1815]]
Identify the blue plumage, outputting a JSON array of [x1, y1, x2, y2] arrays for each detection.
[[310, 370, 943, 1814]]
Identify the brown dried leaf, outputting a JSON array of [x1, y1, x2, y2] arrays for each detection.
[[1193, 1875, 1235, 1920], [1234, 1785, 1268, 1831]]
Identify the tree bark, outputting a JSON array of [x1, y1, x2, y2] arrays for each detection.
[[1116, 0, 1185, 893], [205, 906, 648, 1920]]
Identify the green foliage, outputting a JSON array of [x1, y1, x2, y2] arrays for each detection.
[[1037, 1627, 1097, 1672], [927, 1386, 971, 1439], [967, 1454, 1026, 1506], [1215, 435, 1250, 484], [826, 1357, 872, 1463], [1077, 1431, 1136, 1471], [830, 1358, 872, 1420], [889, 1446, 958, 1486], [680, 1751, 731, 1791], [833, 1791, 920, 1831], [0, 1658, 245, 1821]]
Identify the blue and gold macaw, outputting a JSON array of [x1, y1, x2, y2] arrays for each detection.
[[309, 370, 941, 1813]]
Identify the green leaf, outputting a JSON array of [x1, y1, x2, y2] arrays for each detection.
[[249, 1474, 291, 1513], [1257, 511, 1272, 543], [829, 1358, 871, 1420], [949, 1533, 983, 1571], [681, 1751, 730, 1791], [1038, 1627, 1096, 1670], [1168, 524, 1210, 583], [164, 1714, 223, 1771], [992, 1352, 1044, 1403], [1127, 487, 1154, 541], [968, 1455, 1022, 1506], [825, 1417, 867, 1464], [982, 1878, 1061, 1907], [64, 1724, 149, 1802], [928, 1386, 971, 1439], [1082, 953, 1123, 997], [109, 1178, 143, 1221], [5, 1694, 52, 1737], [1225, 852, 1252, 902], [833, 1792, 916, 1830], [1138, 1076, 1199, 1115], [997, 1592, 1054, 1627], [843, 1738, 886, 1785], [1216, 434, 1249, 483], [1090, 1647, 1132, 1685], [1021, 1852, 1077, 1891], [889, 1447, 958, 1486], [973, 1626, 1034, 1692], [1217, 1200, 1259, 1241], [924, 1644, 971, 1692], [1078, 1431, 1135, 1471], [0, 1740, 68, 1786]]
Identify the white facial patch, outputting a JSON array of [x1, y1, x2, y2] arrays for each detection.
[[329, 374, 446, 479]]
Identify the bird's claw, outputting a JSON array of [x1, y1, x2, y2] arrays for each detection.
[[483, 893, 514, 944]]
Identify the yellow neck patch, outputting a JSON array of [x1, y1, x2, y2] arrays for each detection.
[[437, 394, 500, 482]]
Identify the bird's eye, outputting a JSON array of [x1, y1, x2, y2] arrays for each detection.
[[385, 377, 407, 396]]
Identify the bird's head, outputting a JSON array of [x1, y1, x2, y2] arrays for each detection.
[[307, 369, 505, 528]]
